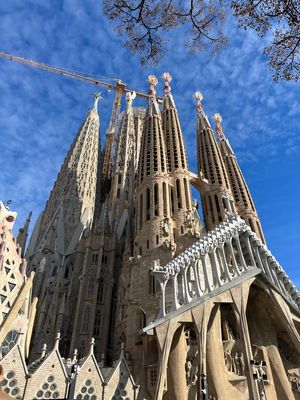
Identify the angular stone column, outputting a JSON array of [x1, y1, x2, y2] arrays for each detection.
[[267, 345, 295, 399], [206, 305, 229, 399], [167, 325, 187, 400]]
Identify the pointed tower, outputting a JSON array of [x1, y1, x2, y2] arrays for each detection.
[[101, 81, 126, 200], [28, 94, 101, 357], [110, 91, 137, 224], [34, 93, 100, 249], [135, 75, 174, 255], [214, 113, 265, 243], [17, 211, 32, 257], [194, 92, 235, 231], [161, 73, 200, 248]]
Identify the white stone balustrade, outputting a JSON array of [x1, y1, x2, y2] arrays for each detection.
[[151, 214, 300, 321]]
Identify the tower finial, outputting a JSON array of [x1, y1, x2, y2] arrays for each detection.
[[72, 348, 78, 363], [89, 337, 95, 355], [126, 91, 136, 113], [54, 332, 61, 350], [194, 91, 204, 117], [41, 343, 47, 358], [213, 113, 225, 140], [147, 75, 158, 101], [120, 341, 125, 358], [93, 92, 102, 110], [162, 72, 172, 94]]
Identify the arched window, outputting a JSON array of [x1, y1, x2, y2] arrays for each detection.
[[81, 307, 90, 333], [97, 279, 104, 302], [86, 279, 94, 299], [94, 310, 101, 337]]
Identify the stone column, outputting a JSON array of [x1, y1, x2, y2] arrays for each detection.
[[167, 325, 187, 400], [206, 305, 229, 399], [267, 345, 295, 400]]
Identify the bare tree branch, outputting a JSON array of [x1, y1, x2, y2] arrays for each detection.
[[103, 0, 300, 80]]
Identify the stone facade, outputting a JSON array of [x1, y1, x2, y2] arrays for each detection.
[[1, 74, 300, 400], [0, 201, 36, 360]]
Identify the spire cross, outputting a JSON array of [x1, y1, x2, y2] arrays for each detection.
[[162, 72, 172, 94], [93, 92, 102, 110], [194, 91, 205, 117], [147, 75, 158, 102], [213, 113, 225, 140]]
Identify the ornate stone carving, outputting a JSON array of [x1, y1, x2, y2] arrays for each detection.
[[288, 372, 300, 392]]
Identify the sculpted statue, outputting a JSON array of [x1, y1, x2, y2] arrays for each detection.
[[185, 351, 199, 386], [288, 372, 300, 392], [223, 320, 235, 341], [162, 218, 170, 236]]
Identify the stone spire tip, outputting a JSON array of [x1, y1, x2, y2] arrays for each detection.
[[89, 337, 95, 355], [126, 91, 136, 113], [147, 75, 158, 99], [194, 91, 204, 116], [162, 72, 172, 94], [93, 92, 102, 110], [54, 332, 61, 349], [213, 113, 225, 140], [41, 343, 47, 357]]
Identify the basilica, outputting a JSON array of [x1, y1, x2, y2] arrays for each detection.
[[1, 73, 300, 400]]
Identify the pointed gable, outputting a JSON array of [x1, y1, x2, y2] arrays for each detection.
[[24, 337, 68, 400], [70, 353, 104, 400], [0, 341, 28, 399], [104, 348, 139, 400]]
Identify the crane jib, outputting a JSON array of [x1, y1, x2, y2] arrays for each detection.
[[0, 51, 163, 102]]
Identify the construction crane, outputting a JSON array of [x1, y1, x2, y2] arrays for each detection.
[[0, 51, 162, 193], [0, 51, 162, 102]]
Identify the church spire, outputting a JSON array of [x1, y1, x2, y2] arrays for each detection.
[[27, 95, 101, 357], [101, 81, 126, 200], [195, 92, 235, 231], [36, 94, 100, 241], [161, 73, 198, 245], [214, 113, 265, 243], [135, 75, 173, 255], [17, 211, 32, 257]]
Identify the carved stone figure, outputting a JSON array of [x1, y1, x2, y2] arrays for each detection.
[[288, 372, 300, 392]]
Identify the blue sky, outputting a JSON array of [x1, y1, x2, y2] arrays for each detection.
[[0, 1, 299, 284]]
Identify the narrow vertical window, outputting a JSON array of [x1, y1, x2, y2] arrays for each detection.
[[97, 280, 104, 302], [94, 310, 101, 336], [154, 183, 159, 216], [184, 178, 190, 209], [146, 188, 150, 220], [149, 274, 156, 294], [81, 307, 90, 332], [176, 179, 182, 209], [170, 187, 174, 214], [140, 193, 143, 229], [163, 182, 167, 216]]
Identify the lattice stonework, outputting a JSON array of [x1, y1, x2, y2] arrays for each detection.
[[0, 209, 24, 326]]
